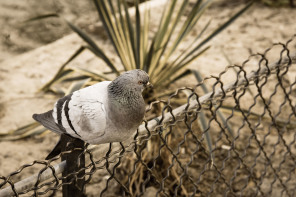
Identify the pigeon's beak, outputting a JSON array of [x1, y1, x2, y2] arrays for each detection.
[[146, 82, 153, 88]]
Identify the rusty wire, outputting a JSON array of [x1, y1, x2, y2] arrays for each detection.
[[0, 35, 296, 197]]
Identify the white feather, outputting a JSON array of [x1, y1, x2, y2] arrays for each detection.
[[52, 101, 58, 124], [67, 81, 111, 141]]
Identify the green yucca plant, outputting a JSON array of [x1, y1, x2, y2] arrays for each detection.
[[39, 0, 253, 100]]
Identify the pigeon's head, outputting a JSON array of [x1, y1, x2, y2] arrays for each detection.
[[110, 69, 152, 93], [122, 69, 151, 92]]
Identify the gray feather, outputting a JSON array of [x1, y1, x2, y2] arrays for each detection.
[[33, 110, 65, 134]]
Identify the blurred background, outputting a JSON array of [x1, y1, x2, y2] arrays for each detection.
[[0, 0, 295, 196]]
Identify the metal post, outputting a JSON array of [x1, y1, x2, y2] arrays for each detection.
[[61, 135, 86, 197]]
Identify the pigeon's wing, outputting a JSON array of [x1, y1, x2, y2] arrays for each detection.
[[54, 81, 111, 140], [33, 81, 111, 142]]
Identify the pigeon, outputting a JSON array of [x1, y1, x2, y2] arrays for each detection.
[[33, 69, 151, 159]]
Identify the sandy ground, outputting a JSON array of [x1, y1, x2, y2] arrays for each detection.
[[0, 0, 99, 179], [0, 0, 296, 196], [0, 0, 97, 62]]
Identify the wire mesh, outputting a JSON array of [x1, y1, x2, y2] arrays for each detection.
[[0, 35, 296, 197]]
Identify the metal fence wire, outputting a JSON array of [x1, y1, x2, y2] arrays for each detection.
[[1, 35, 296, 197]]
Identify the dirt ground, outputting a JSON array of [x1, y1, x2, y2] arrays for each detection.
[[0, 0, 296, 196], [0, 0, 97, 62]]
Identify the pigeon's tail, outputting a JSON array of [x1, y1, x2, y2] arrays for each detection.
[[33, 110, 64, 134], [45, 135, 64, 160], [46, 134, 83, 160]]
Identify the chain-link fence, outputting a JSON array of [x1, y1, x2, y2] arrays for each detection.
[[1, 35, 296, 197]]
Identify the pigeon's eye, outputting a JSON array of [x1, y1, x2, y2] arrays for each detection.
[[138, 81, 143, 85]]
